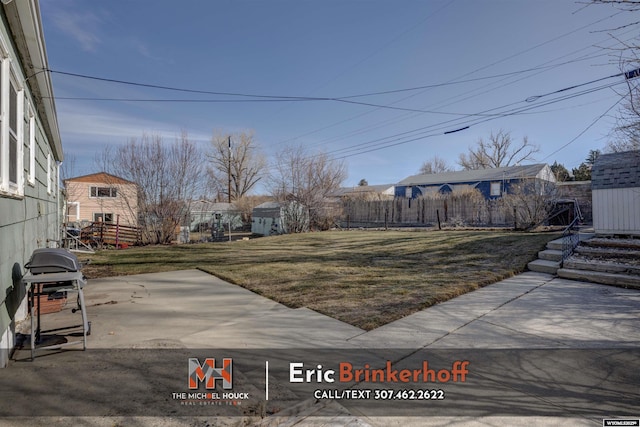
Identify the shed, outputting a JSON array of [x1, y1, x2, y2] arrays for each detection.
[[251, 202, 284, 236], [252, 201, 310, 235], [591, 150, 640, 236], [396, 164, 556, 199]]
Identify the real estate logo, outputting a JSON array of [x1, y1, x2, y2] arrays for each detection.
[[188, 357, 233, 390], [171, 357, 249, 407]]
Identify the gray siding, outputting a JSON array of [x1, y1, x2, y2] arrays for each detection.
[[0, 1, 62, 367]]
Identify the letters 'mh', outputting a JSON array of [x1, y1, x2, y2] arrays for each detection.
[[188, 358, 233, 389]]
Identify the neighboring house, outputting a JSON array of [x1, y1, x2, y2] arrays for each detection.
[[64, 172, 138, 227], [188, 201, 235, 231], [395, 164, 556, 199], [591, 150, 640, 236], [0, 0, 63, 367], [187, 201, 242, 241]]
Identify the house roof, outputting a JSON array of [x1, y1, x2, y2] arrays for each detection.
[[191, 202, 234, 212], [398, 164, 551, 186], [3, 0, 63, 161], [592, 150, 640, 190], [254, 202, 282, 210], [331, 184, 395, 197], [64, 172, 135, 185]]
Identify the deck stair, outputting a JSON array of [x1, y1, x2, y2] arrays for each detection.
[[557, 237, 640, 289]]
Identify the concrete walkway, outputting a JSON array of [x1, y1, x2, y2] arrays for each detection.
[[80, 270, 365, 349], [3, 269, 640, 427]]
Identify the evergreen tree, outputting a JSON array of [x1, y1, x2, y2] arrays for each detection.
[[550, 161, 571, 182], [572, 163, 592, 181]]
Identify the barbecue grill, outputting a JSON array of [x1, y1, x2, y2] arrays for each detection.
[[22, 248, 89, 359], [25, 248, 84, 275]]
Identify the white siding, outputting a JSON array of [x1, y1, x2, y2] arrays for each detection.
[[593, 188, 640, 235]]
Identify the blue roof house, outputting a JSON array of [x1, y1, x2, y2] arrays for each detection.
[[395, 164, 556, 199]]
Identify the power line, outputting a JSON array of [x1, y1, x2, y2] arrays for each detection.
[[541, 96, 625, 161], [46, 69, 328, 101], [316, 79, 628, 161], [272, 12, 632, 150]]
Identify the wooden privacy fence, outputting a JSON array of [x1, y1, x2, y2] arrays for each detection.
[[341, 194, 517, 228], [80, 222, 141, 248]]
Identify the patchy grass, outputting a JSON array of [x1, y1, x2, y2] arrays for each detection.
[[82, 230, 558, 330]]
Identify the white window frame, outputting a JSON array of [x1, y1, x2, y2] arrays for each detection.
[[0, 47, 5, 193], [67, 201, 80, 222], [27, 103, 35, 185], [90, 186, 118, 198], [53, 160, 58, 198], [490, 181, 502, 197], [47, 153, 51, 194], [9, 73, 24, 189], [0, 52, 25, 197]]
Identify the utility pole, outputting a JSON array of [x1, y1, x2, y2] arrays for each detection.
[[227, 136, 232, 242], [227, 135, 231, 204]]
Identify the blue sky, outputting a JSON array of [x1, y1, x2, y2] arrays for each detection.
[[40, 0, 637, 190]]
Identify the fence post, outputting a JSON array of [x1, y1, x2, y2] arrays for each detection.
[[384, 208, 388, 231], [437, 209, 441, 230], [513, 206, 517, 230], [115, 215, 120, 249]]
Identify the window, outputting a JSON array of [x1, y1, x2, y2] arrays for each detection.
[[27, 103, 34, 185], [490, 181, 502, 197], [90, 186, 117, 198], [7, 73, 23, 190], [0, 56, 25, 196], [47, 153, 51, 194], [53, 160, 58, 198], [67, 202, 80, 222], [94, 213, 113, 223]]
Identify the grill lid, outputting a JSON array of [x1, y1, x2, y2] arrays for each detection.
[[25, 248, 83, 274]]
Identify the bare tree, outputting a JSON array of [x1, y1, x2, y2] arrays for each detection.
[[233, 194, 272, 225], [418, 155, 452, 174], [267, 144, 347, 231], [458, 130, 539, 170], [207, 130, 266, 202], [588, 1, 640, 152], [607, 61, 640, 152], [502, 178, 557, 230], [98, 131, 205, 244], [60, 152, 78, 183], [607, 72, 640, 152]]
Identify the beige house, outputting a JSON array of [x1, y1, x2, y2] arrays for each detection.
[[64, 172, 138, 227]]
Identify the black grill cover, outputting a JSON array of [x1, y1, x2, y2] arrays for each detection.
[[25, 248, 83, 274]]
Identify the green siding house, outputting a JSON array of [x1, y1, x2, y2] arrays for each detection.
[[0, 0, 63, 367]]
